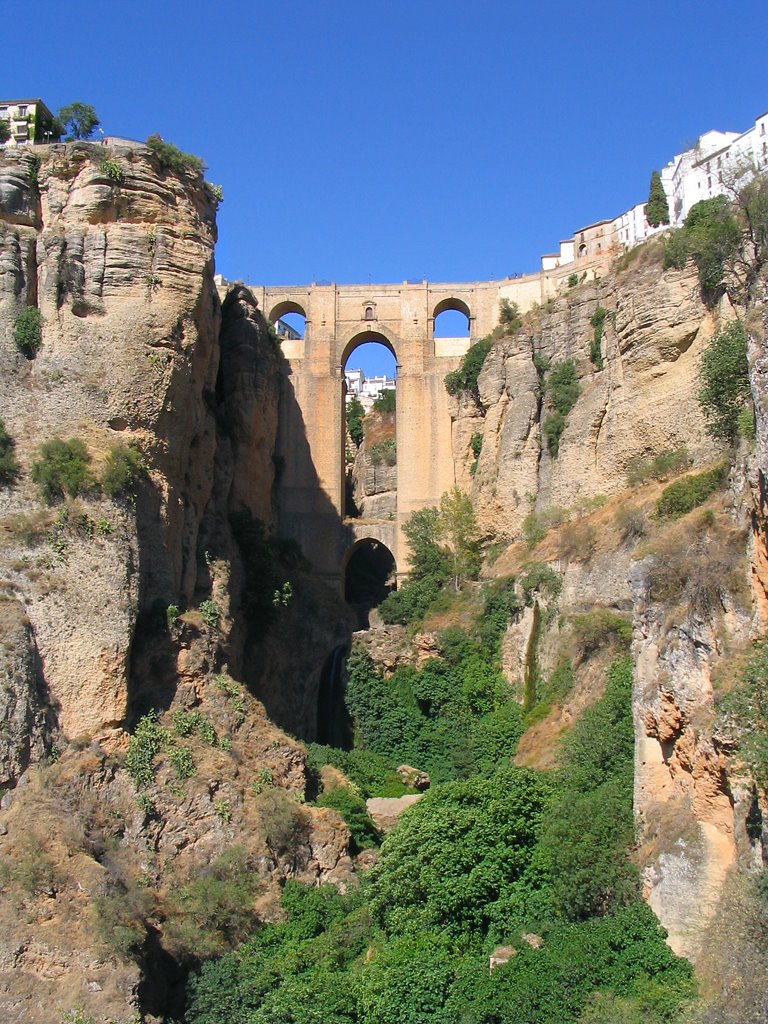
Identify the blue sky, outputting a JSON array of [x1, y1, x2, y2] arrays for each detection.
[[6, 0, 765, 376]]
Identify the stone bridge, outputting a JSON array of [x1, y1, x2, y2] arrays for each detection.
[[246, 268, 590, 591]]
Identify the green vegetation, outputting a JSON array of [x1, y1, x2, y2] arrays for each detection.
[[499, 298, 522, 331], [369, 438, 396, 465], [542, 360, 580, 456], [646, 169, 670, 227], [316, 786, 380, 851], [14, 306, 42, 358], [186, 656, 693, 1024], [55, 102, 100, 140], [626, 447, 690, 487], [589, 306, 607, 369], [568, 272, 579, 287], [31, 438, 92, 503], [101, 443, 143, 498], [99, 158, 124, 183], [717, 636, 768, 790], [0, 121, 10, 145], [372, 388, 396, 414], [199, 599, 220, 630], [469, 430, 483, 474], [145, 134, 206, 175], [663, 194, 741, 297], [570, 609, 632, 663], [444, 336, 493, 405], [655, 462, 728, 519], [0, 418, 20, 486], [519, 561, 562, 606], [124, 711, 169, 789], [522, 505, 569, 547], [379, 489, 480, 624], [696, 319, 751, 443], [345, 394, 364, 448]]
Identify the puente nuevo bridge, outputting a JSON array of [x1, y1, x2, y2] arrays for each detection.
[[247, 258, 607, 593]]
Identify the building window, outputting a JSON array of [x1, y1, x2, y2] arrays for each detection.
[[364, 305, 374, 320], [17, 105, 27, 117]]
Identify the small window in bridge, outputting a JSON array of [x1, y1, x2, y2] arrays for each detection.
[[364, 305, 375, 320]]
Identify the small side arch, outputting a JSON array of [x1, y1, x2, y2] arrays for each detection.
[[268, 299, 307, 323], [342, 537, 397, 627], [432, 296, 472, 321]]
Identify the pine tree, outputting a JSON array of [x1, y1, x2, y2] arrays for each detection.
[[646, 169, 670, 227]]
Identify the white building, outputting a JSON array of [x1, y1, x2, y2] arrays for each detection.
[[345, 369, 396, 412], [542, 109, 768, 268], [0, 99, 57, 147]]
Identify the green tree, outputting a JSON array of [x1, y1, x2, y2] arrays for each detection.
[[439, 486, 481, 590], [646, 170, 670, 227], [444, 337, 493, 405], [101, 443, 143, 498], [345, 395, 364, 447], [697, 319, 751, 442], [56, 102, 100, 140], [542, 360, 580, 456], [0, 121, 10, 145]]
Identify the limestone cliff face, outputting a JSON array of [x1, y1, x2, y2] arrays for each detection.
[[461, 255, 722, 539], [0, 141, 219, 742]]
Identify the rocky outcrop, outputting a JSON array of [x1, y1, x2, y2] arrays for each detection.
[[462, 256, 723, 540]]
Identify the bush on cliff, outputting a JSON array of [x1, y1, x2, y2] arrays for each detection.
[[696, 319, 751, 443], [444, 336, 493, 405], [0, 419, 20, 486], [146, 134, 205, 175], [13, 306, 42, 358], [31, 437, 93, 503]]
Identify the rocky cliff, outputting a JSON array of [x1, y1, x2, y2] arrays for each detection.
[[0, 143, 355, 1021]]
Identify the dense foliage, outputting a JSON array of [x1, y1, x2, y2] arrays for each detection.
[[101, 443, 143, 499], [378, 489, 480, 624], [146, 134, 206, 175], [372, 389, 396, 414], [14, 306, 42, 358], [31, 437, 92, 503], [696, 319, 751, 442], [542, 360, 581, 456], [345, 395, 365, 448], [655, 462, 728, 519], [444, 336, 493, 404], [55, 102, 100, 140], [187, 655, 693, 1023]]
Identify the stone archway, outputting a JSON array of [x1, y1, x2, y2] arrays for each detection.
[[342, 537, 397, 628]]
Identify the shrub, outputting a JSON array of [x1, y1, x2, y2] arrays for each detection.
[[697, 319, 751, 443], [614, 505, 647, 543], [662, 228, 690, 271], [168, 745, 195, 780], [199, 598, 220, 629], [124, 710, 169, 789], [316, 786, 380, 851], [369, 439, 396, 465], [499, 298, 522, 331], [14, 306, 42, 358], [570, 609, 632, 663], [206, 182, 223, 206], [589, 307, 606, 369], [255, 788, 309, 856], [626, 447, 690, 486], [558, 520, 596, 562], [645, 524, 746, 615], [31, 437, 92, 503], [519, 562, 562, 606], [543, 360, 580, 455], [0, 418, 20, 486], [101, 443, 143, 498], [444, 336, 493, 404], [522, 506, 568, 547], [568, 273, 579, 288], [145, 134, 205, 175], [655, 463, 728, 519], [99, 159, 124, 184]]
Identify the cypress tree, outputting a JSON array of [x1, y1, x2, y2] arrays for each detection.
[[646, 169, 670, 227]]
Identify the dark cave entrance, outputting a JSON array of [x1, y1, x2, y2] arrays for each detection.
[[343, 539, 397, 629]]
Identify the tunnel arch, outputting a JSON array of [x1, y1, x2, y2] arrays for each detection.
[[342, 537, 397, 628]]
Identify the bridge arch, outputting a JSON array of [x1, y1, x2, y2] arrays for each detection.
[[269, 299, 308, 324], [338, 326, 399, 370], [342, 534, 397, 626], [432, 296, 472, 321]]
